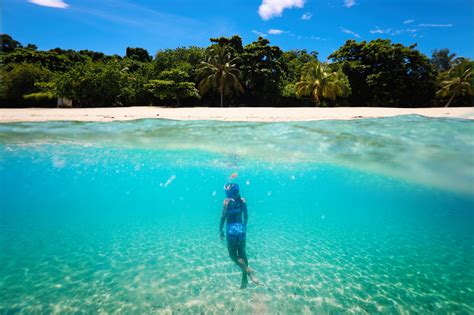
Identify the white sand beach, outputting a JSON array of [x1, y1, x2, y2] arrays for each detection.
[[0, 107, 473, 123]]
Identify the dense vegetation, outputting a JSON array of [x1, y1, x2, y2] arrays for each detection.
[[1, 33, 472, 108]]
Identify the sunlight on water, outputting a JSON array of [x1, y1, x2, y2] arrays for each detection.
[[0, 116, 473, 313]]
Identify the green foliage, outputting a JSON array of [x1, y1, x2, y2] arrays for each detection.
[[278, 50, 319, 102], [197, 45, 243, 107], [119, 61, 155, 105], [3, 48, 93, 72], [330, 39, 437, 107], [295, 61, 351, 105], [20, 80, 57, 103], [1, 63, 52, 99], [1, 34, 22, 53], [126, 47, 152, 62], [436, 60, 473, 107], [280, 49, 319, 83], [154, 47, 205, 78], [210, 35, 244, 56], [77, 50, 106, 62], [23, 91, 56, 102], [281, 82, 296, 97], [1, 33, 471, 108], [146, 69, 199, 106], [55, 61, 125, 107], [241, 37, 283, 105], [25, 44, 38, 50], [431, 49, 458, 72]]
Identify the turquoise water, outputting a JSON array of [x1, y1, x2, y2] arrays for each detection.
[[0, 115, 473, 314]]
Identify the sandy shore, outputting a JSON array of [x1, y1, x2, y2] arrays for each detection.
[[0, 107, 473, 123]]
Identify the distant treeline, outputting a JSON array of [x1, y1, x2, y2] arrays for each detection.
[[0, 33, 472, 108]]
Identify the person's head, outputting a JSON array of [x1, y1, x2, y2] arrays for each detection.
[[224, 182, 240, 199]]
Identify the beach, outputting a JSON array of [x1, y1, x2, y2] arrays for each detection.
[[1, 106, 473, 123]]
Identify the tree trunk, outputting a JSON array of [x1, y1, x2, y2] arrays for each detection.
[[176, 95, 181, 107], [220, 90, 224, 107], [445, 92, 456, 107]]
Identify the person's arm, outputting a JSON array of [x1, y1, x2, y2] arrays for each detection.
[[241, 198, 248, 226], [219, 199, 228, 239]]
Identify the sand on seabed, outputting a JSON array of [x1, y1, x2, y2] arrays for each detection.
[[0, 107, 473, 123]]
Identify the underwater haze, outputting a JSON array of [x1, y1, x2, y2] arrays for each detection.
[[1, 115, 473, 313]]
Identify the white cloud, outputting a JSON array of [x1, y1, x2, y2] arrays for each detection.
[[369, 27, 391, 34], [418, 23, 453, 27], [301, 12, 312, 20], [341, 27, 360, 38], [403, 19, 414, 24], [344, 0, 356, 8], [28, 0, 69, 8], [252, 30, 267, 37], [268, 29, 285, 34], [258, 0, 305, 20], [390, 28, 419, 36]]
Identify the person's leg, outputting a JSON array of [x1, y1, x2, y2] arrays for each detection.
[[227, 238, 239, 264], [228, 237, 249, 289], [236, 237, 248, 288], [237, 237, 248, 266], [228, 239, 247, 271], [237, 237, 258, 284]]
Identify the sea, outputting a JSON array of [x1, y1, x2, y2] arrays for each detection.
[[0, 115, 473, 313]]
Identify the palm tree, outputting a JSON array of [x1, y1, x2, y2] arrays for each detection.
[[295, 61, 351, 106], [197, 45, 244, 107], [437, 64, 472, 107]]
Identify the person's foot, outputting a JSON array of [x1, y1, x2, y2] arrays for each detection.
[[246, 267, 259, 284], [240, 275, 248, 289]]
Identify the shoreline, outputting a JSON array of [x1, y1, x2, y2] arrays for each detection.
[[0, 107, 473, 123]]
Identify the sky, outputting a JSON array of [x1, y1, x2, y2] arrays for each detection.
[[2, 0, 473, 60]]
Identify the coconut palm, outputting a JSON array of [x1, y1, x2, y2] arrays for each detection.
[[295, 61, 351, 105], [197, 45, 244, 107], [436, 64, 472, 107]]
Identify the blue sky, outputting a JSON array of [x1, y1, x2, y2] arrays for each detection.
[[3, 0, 473, 60]]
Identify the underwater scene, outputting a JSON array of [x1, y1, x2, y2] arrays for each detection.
[[1, 115, 473, 313]]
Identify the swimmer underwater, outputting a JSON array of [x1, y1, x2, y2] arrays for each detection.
[[219, 182, 259, 289]]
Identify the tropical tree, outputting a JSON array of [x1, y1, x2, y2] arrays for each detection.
[[1, 34, 22, 53], [23, 82, 58, 103], [210, 35, 243, 56], [2, 63, 52, 100], [55, 61, 125, 107], [295, 61, 351, 105], [154, 46, 205, 79], [146, 69, 199, 106], [118, 61, 155, 106], [126, 47, 152, 62], [330, 39, 437, 107], [436, 62, 473, 107], [197, 45, 244, 107], [431, 48, 457, 72], [241, 37, 283, 105]]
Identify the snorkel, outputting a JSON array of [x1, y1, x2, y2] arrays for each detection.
[[224, 182, 240, 199]]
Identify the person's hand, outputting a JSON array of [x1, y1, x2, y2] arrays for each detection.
[[219, 231, 225, 240]]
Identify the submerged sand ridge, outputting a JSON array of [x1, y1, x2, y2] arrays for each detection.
[[0, 107, 473, 123]]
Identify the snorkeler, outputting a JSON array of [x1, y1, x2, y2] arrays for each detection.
[[219, 182, 258, 289]]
